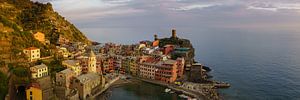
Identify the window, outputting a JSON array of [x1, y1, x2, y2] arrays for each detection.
[[30, 96, 33, 100], [30, 91, 32, 95]]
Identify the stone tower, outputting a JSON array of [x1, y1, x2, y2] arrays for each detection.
[[172, 29, 177, 38], [88, 50, 97, 73], [154, 34, 158, 41]]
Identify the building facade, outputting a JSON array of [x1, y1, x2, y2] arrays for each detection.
[[62, 60, 82, 76], [55, 68, 75, 99], [30, 63, 48, 79], [155, 60, 178, 83], [72, 73, 101, 100], [23, 47, 40, 62], [88, 51, 97, 73], [26, 83, 42, 100]]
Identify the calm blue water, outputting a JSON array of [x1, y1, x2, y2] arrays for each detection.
[[84, 28, 300, 100], [107, 82, 182, 100]]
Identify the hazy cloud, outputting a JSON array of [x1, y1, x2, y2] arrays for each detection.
[[32, 0, 300, 35]]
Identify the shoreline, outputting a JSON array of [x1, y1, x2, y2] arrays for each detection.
[[97, 75, 217, 100], [135, 77, 205, 100]]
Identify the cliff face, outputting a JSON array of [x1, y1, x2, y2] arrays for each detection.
[[0, 0, 90, 62]]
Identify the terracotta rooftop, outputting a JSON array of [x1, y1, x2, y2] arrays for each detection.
[[32, 63, 47, 69], [27, 83, 41, 89], [24, 47, 39, 50]]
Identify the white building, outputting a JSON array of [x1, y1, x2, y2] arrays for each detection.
[[23, 47, 40, 62], [30, 63, 48, 79]]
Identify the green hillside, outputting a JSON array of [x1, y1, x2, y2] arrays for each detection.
[[0, 0, 90, 62]]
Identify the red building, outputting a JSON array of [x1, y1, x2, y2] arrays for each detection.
[[163, 45, 174, 55]]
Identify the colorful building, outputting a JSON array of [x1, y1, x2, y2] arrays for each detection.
[[163, 45, 174, 55], [62, 60, 82, 76], [152, 40, 159, 47], [55, 68, 76, 99], [23, 47, 40, 62], [30, 63, 48, 79], [176, 58, 185, 78], [26, 83, 42, 100], [138, 56, 157, 80], [88, 50, 97, 73], [33, 32, 45, 44], [129, 57, 138, 76], [72, 73, 102, 100], [155, 60, 178, 83]]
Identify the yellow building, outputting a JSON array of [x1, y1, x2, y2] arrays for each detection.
[[62, 60, 82, 76], [30, 63, 48, 79], [34, 32, 45, 44], [58, 47, 70, 58], [26, 83, 42, 100], [129, 57, 138, 76], [23, 47, 40, 62]]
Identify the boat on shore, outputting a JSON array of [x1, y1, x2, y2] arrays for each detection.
[[165, 88, 171, 93], [179, 94, 191, 99]]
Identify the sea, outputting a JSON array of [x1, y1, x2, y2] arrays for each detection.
[[84, 28, 300, 100]]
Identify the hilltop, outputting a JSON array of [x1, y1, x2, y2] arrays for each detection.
[[0, 0, 90, 62], [158, 29, 195, 62]]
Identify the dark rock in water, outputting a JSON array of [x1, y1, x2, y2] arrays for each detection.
[[203, 66, 212, 72], [207, 75, 213, 79]]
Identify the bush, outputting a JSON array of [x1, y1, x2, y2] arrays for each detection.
[[12, 67, 29, 77], [0, 72, 8, 100]]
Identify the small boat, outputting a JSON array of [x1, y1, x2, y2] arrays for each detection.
[[178, 94, 189, 99], [170, 91, 175, 93], [165, 88, 171, 93]]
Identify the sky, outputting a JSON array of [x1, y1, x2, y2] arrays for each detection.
[[32, 0, 300, 43]]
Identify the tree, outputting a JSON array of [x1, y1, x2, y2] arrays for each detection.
[[0, 72, 8, 100], [12, 67, 29, 77]]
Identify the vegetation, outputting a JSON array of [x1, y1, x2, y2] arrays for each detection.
[[159, 37, 195, 59], [12, 66, 29, 77], [0, 72, 8, 100], [0, 0, 90, 62]]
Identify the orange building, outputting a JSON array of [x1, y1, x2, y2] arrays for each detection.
[[154, 60, 178, 83], [152, 40, 159, 47], [34, 32, 45, 44], [176, 58, 185, 78], [138, 56, 178, 83], [138, 56, 158, 79]]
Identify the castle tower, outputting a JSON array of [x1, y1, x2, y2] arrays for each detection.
[[88, 50, 97, 73], [154, 34, 158, 41], [172, 29, 177, 38]]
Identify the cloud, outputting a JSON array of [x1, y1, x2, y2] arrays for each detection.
[[247, 6, 278, 12], [172, 4, 220, 11], [31, 0, 300, 33], [247, 2, 300, 12]]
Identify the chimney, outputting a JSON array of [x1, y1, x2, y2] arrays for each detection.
[[172, 29, 176, 38]]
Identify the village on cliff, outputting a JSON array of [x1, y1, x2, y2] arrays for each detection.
[[9, 29, 229, 100]]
